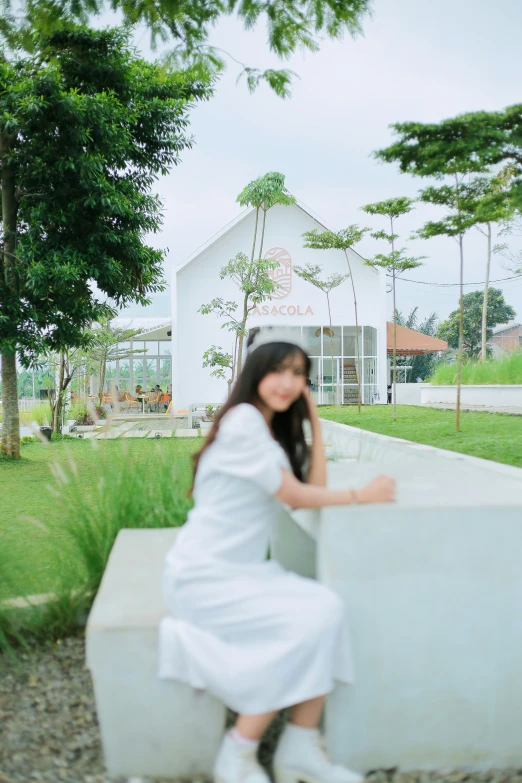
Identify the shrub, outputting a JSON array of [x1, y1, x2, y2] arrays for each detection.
[[75, 409, 95, 425], [19, 403, 51, 426], [429, 351, 522, 385], [0, 440, 192, 655]]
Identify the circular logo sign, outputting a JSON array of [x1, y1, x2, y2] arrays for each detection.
[[265, 247, 292, 300]]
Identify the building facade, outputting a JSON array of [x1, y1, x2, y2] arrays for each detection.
[[171, 201, 388, 411], [489, 322, 522, 355]]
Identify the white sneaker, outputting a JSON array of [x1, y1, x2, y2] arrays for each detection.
[[214, 732, 271, 783], [273, 724, 363, 783]]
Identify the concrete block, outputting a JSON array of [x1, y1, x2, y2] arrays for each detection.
[[174, 429, 199, 438], [147, 430, 174, 439], [122, 429, 149, 438], [86, 529, 226, 779], [275, 420, 522, 771]]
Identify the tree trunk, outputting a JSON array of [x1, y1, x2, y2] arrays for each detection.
[[98, 355, 107, 405], [236, 297, 249, 376], [456, 232, 465, 432], [390, 216, 397, 422], [480, 223, 492, 362], [258, 208, 268, 260], [250, 207, 260, 263], [52, 353, 65, 433], [454, 174, 465, 433], [1, 351, 20, 458], [326, 293, 335, 405], [0, 139, 20, 458], [344, 250, 361, 413], [392, 271, 397, 422], [232, 332, 239, 385]]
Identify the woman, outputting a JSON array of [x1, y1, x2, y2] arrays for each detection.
[[159, 327, 395, 783]]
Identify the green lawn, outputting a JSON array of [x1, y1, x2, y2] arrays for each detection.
[[2, 407, 521, 602], [319, 405, 522, 468], [0, 437, 199, 601]]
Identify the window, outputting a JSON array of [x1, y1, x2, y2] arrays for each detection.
[[364, 326, 377, 356], [343, 326, 362, 356], [323, 326, 342, 356], [302, 327, 322, 356]]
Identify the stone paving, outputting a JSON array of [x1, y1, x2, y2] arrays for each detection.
[[90, 418, 192, 440]]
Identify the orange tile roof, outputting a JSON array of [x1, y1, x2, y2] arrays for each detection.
[[387, 322, 448, 355]]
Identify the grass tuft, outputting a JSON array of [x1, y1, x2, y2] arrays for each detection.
[[430, 352, 522, 385], [0, 437, 196, 655]]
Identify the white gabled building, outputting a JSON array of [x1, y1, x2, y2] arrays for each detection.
[[109, 200, 388, 410], [170, 200, 388, 412]]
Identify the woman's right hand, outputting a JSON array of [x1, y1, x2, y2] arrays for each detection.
[[356, 475, 396, 504]]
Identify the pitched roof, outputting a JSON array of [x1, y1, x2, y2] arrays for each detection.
[[490, 322, 522, 337], [387, 322, 448, 355], [175, 198, 373, 275]]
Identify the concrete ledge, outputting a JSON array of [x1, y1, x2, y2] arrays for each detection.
[[320, 416, 522, 479], [273, 420, 522, 771], [421, 384, 522, 407], [86, 529, 226, 779]]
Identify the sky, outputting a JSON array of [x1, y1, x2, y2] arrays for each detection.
[[110, 0, 522, 326]]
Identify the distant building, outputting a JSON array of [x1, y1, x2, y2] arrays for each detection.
[[489, 322, 522, 355]]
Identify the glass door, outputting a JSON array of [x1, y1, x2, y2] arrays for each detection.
[[320, 358, 342, 405]]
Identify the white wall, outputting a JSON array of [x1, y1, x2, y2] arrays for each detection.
[[394, 382, 431, 406], [173, 204, 387, 410], [421, 384, 522, 407]]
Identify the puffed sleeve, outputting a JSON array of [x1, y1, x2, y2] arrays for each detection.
[[214, 403, 286, 494]]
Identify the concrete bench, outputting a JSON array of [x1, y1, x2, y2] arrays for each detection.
[[86, 420, 522, 776], [272, 421, 522, 772], [86, 528, 226, 780]]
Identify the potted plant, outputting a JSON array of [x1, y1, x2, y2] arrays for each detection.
[[75, 408, 98, 432], [199, 404, 217, 432]]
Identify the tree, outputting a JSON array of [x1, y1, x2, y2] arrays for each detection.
[[456, 173, 514, 362], [87, 320, 144, 403], [361, 198, 424, 421], [436, 289, 515, 358], [293, 263, 349, 404], [0, 26, 207, 458], [373, 106, 522, 209], [373, 115, 515, 430], [301, 226, 368, 412], [237, 172, 296, 268], [228, 172, 295, 373], [44, 347, 91, 434], [4, 0, 372, 98], [199, 252, 279, 382], [414, 179, 497, 428], [42, 320, 142, 432], [202, 346, 235, 397], [394, 307, 439, 381]]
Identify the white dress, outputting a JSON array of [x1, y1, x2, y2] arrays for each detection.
[[158, 403, 353, 714]]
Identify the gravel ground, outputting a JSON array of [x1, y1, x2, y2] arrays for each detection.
[[2, 637, 522, 783]]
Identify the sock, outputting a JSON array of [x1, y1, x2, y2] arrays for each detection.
[[229, 728, 259, 748]]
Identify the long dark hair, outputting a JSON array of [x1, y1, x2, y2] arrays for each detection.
[[191, 331, 312, 488]]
